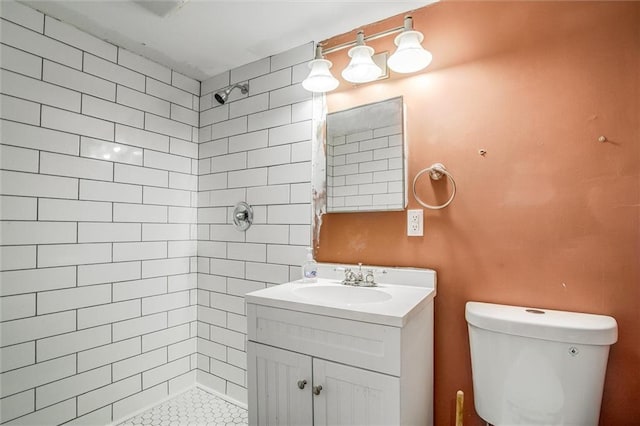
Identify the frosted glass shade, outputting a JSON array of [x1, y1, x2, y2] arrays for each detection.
[[388, 30, 432, 74], [302, 59, 339, 93], [341, 45, 382, 84]]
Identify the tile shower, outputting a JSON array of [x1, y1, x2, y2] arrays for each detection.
[[0, 1, 313, 424]]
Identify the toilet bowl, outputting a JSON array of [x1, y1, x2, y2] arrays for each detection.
[[466, 301, 617, 426]]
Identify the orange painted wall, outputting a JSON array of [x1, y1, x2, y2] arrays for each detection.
[[316, 2, 639, 425]]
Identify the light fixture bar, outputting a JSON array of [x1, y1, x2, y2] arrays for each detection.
[[322, 24, 405, 55]]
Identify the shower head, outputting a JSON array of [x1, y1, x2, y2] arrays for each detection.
[[214, 83, 249, 105]]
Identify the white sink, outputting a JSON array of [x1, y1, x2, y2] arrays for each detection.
[[293, 284, 392, 305]]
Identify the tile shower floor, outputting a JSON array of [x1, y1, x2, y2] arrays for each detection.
[[118, 387, 248, 426]]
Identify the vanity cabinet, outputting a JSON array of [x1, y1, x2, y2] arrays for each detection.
[[246, 284, 434, 426]]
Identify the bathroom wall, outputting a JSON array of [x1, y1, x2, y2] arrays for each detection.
[[317, 1, 639, 425], [0, 2, 200, 423], [196, 45, 313, 404]]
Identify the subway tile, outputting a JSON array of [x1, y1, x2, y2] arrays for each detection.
[[197, 339, 226, 363], [43, 60, 115, 102], [38, 243, 112, 268], [84, 53, 145, 91], [229, 93, 269, 119], [168, 338, 196, 361], [118, 48, 171, 83], [113, 241, 167, 262], [200, 104, 229, 127], [291, 140, 311, 162], [247, 145, 290, 168], [292, 99, 312, 122], [80, 179, 141, 203], [141, 257, 190, 278], [167, 206, 196, 224], [209, 258, 244, 279], [268, 161, 311, 184], [112, 312, 166, 342], [142, 291, 190, 315], [0, 355, 75, 399], [290, 224, 311, 246], [114, 163, 168, 187], [209, 224, 244, 242], [113, 277, 167, 302], [0, 144, 39, 172], [42, 105, 114, 140], [201, 72, 229, 96], [36, 365, 111, 410], [10, 399, 76, 426], [113, 348, 166, 382], [271, 42, 314, 71], [0, 44, 41, 79], [198, 274, 226, 295], [196, 290, 209, 307], [168, 274, 196, 292], [267, 204, 310, 224], [227, 242, 266, 263], [206, 188, 246, 207], [245, 262, 289, 282], [37, 325, 111, 362], [209, 292, 245, 315], [117, 85, 170, 117], [77, 375, 141, 416], [168, 305, 197, 327], [198, 305, 226, 327], [0, 311, 75, 347], [172, 71, 200, 95], [78, 261, 140, 286], [227, 383, 247, 405], [78, 300, 141, 329], [0, 342, 35, 373], [228, 130, 269, 153], [209, 325, 245, 351], [0, 389, 33, 423], [65, 406, 112, 426], [113, 203, 167, 223], [290, 183, 311, 203], [78, 222, 141, 243], [0, 93, 40, 125], [245, 185, 289, 206], [169, 138, 198, 159], [198, 125, 212, 144], [210, 358, 244, 386], [197, 241, 227, 258], [231, 57, 270, 84], [211, 151, 247, 173], [45, 16, 117, 62], [199, 138, 228, 158], [249, 68, 291, 95], [0, 293, 35, 321], [291, 62, 309, 85], [0, 119, 79, 155], [146, 78, 192, 109], [248, 106, 291, 131], [77, 338, 140, 372], [197, 207, 227, 224], [112, 383, 167, 423], [269, 83, 310, 109], [41, 151, 113, 181], [144, 149, 191, 174], [115, 124, 170, 152], [0, 195, 37, 220], [227, 277, 268, 297], [142, 323, 190, 352], [81, 136, 143, 165], [144, 113, 192, 140], [0, 0, 44, 32], [143, 186, 191, 207], [266, 243, 306, 266], [198, 173, 226, 192], [268, 120, 311, 146], [1, 68, 80, 112], [82, 94, 144, 128], [0, 19, 81, 69], [39, 198, 112, 222], [227, 346, 247, 369], [211, 116, 248, 139], [0, 245, 35, 272], [168, 172, 197, 191], [171, 103, 199, 126], [0, 266, 75, 296], [37, 284, 111, 315], [143, 357, 190, 389]]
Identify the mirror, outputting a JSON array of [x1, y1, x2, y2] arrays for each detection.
[[325, 96, 407, 212]]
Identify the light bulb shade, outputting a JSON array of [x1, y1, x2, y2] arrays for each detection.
[[302, 58, 339, 92], [341, 45, 383, 84], [388, 30, 432, 74]]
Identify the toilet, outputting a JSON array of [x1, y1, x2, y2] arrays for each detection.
[[466, 301, 617, 426]]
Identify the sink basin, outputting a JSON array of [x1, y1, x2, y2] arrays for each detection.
[[293, 285, 392, 305]]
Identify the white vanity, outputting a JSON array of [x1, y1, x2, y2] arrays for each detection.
[[246, 263, 437, 426]]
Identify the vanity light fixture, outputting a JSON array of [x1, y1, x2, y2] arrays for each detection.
[[302, 15, 432, 93], [302, 45, 340, 93]]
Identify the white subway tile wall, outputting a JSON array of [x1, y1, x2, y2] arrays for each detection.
[[0, 3, 199, 425], [196, 43, 313, 404]]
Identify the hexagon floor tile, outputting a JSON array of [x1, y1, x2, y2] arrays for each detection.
[[117, 387, 248, 426]]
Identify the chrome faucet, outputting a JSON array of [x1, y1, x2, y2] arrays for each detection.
[[341, 263, 377, 287]]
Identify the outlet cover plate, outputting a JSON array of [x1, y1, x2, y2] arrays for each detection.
[[407, 209, 423, 237]]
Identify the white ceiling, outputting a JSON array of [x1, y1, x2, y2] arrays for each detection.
[[20, 0, 434, 82]]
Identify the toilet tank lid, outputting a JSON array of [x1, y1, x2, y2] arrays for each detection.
[[465, 302, 618, 345]]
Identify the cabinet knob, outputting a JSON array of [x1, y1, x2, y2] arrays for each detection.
[[297, 379, 307, 389], [312, 385, 323, 395]]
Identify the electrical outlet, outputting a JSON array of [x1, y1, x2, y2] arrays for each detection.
[[407, 209, 424, 236]]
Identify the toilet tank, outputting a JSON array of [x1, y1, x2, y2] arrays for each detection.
[[466, 302, 617, 426]]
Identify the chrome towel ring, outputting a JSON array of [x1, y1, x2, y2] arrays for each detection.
[[412, 163, 456, 209]]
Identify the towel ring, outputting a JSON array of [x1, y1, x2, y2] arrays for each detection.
[[412, 163, 457, 209]]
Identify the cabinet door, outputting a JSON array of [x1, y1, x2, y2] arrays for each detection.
[[312, 358, 400, 426], [248, 342, 313, 426]]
